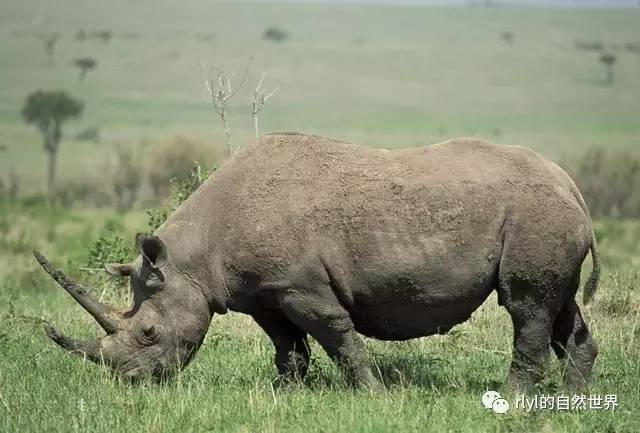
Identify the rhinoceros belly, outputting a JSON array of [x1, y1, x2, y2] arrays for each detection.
[[350, 290, 492, 340], [343, 231, 500, 340]]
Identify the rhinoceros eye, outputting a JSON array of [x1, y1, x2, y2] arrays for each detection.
[[143, 271, 164, 290]]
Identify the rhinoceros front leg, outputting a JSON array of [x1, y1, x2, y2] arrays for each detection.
[[252, 310, 311, 383], [277, 289, 381, 389]]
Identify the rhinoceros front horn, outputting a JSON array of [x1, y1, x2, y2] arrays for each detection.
[[34, 250, 125, 334]]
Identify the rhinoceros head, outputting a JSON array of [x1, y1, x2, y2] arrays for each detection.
[[35, 233, 212, 381]]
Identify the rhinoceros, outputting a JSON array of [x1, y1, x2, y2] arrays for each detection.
[[37, 133, 600, 390]]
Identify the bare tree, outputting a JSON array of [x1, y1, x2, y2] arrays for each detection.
[[199, 58, 253, 155], [251, 73, 283, 138]]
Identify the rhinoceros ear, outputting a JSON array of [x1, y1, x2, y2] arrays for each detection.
[[105, 263, 133, 276], [136, 233, 168, 269]]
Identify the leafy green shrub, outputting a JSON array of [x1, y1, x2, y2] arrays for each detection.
[[147, 163, 212, 231], [86, 230, 134, 271], [84, 219, 135, 292], [85, 162, 213, 293]]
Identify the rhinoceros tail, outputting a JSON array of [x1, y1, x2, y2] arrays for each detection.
[[567, 177, 600, 304], [547, 160, 601, 304], [583, 228, 600, 305]]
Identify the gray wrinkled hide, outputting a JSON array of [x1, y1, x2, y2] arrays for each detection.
[[43, 133, 599, 390], [156, 133, 598, 389]]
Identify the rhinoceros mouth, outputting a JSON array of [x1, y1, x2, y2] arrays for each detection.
[[34, 250, 125, 364]]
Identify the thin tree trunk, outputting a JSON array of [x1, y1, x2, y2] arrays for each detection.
[[253, 112, 260, 138], [47, 149, 57, 204], [221, 111, 232, 156], [606, 65, 614, 85], [44, 123, 60, 205]]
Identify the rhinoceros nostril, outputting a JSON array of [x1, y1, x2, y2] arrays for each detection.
[[142, 325, 156, 337]]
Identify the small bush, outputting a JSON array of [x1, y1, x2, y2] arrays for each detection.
[[624, 41, 640, 54], [93, 30, 112, 43], [561, 148, 640, 218], [263, 26, 288, 43], [147, 135, 218, 200], [500, 31, 514, 46], [147, 163, 212, 231], [75, 126, 101, 142], [85, 221, 135, 292], [111, 144, 143, 211], [21, 193, 49, 207], [86, 230, 134, 271], [85, 163, 213, 294], [56, 177, 113, 208], [575, 40, 604, 52]]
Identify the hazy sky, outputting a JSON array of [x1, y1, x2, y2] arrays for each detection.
[[248, 0, 639, 7]]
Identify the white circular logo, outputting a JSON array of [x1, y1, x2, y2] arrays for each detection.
[[481, 391, 501, 409], [492, 398, 510, 414], [481, 391, 510, 414]]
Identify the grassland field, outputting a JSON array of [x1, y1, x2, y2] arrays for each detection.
[[1, 1, 640, 432]]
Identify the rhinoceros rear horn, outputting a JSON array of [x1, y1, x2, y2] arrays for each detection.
[[43, 322, 105, 364], [34, 251, 125, 334]]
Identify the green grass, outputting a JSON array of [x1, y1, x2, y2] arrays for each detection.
[[0, 201, 639, 433]]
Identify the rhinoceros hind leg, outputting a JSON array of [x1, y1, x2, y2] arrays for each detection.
[[506, 307, 553, 390], [497, 226, 587, 390], [499, 272, 566, 390], [252, 310, 311, 382], [552, 299, 598, 391]]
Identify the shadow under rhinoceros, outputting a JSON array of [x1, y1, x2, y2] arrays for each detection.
[[292, 349, 505, 392], [370, 352, 504, 392]]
